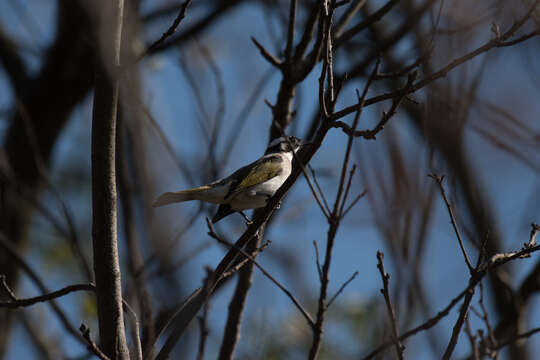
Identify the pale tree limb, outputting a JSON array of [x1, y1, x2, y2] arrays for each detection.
[[90, 0, 129, 358]]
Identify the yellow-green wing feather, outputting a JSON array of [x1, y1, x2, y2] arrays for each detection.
[[225, 155, 283, 200]]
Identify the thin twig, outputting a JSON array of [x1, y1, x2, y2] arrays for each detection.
[[0, 278, 142, 359], [0, 233, 86, 346], [335, 0, 400, 47], [377, 251, 405, 359], [313, 241, 323, 282], [217, 220, 262, 360], [0, 283, 94, 308], [442, 212, 489, 360], [308, 164, 332, 216], [331, 0, 540, 121], [220, 241, 271, 280], [327, 271, 359, 307], [206, 219, 315, 328], [331, 70, 417, 139], [464, 314, 480, 360], [196, 298, 210, 360], [0, 274, 17, 301], [341, 190, 367, 218], [285, 0, 298, 63], [333, 60, 379, 216], [251, 36, 283, 68], [122, 299, 143, 360], [442, 279, 476, 360], [324, 0, 336, 105], [275, 121, 331, 218], [478, 283, 497, 353], [80, 323, 111, 360], [527, 223, 539, 248], [338, 164, 356, 217], [429, 174, 474, 274], [139, 0, 192, 61], [363, 241, 540, 359]]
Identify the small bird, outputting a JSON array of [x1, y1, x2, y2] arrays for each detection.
[[153, 136, 306, 223]]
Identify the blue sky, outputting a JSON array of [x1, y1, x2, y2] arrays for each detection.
[[2, 1, 540, 359]]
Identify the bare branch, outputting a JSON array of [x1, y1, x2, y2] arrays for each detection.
[[335, 0, 400, 47], [0, 233, 86, 347], [377, 251, 405, 360], [313, 241, 323, 282], [363, 241, 540, 359], [139, 0, 192, 61], [327, 271, 359, 307], [464, 314, 480, 360], [206, 220, 315, 328], [80, 323, 111, 360], [341, 190, 367, 218], [276, 122, 331, 218], [285, 0, 298, 62], [196, 302, 210, 360], [339, 164, 356, 217], [0, 283, 94, 308], [429, 174, 474, 274], [333, 61, 379, 216], [0, 275, 17, 301], [527, 223, 539, 248], [331, 70, 416, 135], [308, 165, 332, 216], [331, 1, 540, 120], [251, 36, 283, 68]]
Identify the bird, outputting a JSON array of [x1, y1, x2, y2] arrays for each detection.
[[152, 135, 307, 223]]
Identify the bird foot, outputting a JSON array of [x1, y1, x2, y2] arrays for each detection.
[[239, 211, 253, 226]]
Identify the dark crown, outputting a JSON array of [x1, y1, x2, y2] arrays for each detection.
[[265, 136, 302, 154]]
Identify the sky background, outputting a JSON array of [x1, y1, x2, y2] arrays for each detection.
[[1, 0, 540, 359]]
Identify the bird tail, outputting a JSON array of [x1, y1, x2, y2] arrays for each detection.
[[152, 186, 211, 207]]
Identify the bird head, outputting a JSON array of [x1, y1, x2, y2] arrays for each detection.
[[265, 136, 307, 154]]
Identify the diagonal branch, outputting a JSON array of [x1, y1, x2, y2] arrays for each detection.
[[363, 241, 540, 359], [429, 174, 474, 274], [207, 220, 315, 328], [251, 36, 283, 69], [80, 324, 111, 360], [331, 0, 540, 121], [138, 0, 192, 61]]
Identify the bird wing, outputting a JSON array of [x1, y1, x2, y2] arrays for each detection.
[[224, 154, 283, 200]]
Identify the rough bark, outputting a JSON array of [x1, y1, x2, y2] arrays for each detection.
[[90, 0, 129, 358]]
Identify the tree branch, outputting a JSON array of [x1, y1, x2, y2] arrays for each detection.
[[363, 242, 540, 359], [0, 283, 94, 308], [330, 1, 540, 120], [139, 0, 192, 61], [429, 174, 474, 274], [377, 251, 404, 360], [90, 0, 129, 358]]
